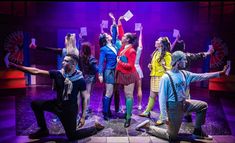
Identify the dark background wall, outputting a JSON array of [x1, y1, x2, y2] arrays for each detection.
[[0, 2, 234, 88]]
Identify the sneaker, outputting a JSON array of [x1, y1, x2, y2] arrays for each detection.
[[28, 129, 49, 139], [135, 120, 150, 131], [139, 111, 151, 118], [184, 114, 192, 122], [155, 119, 164, 126], [138, 105, 142, 110], [192, 128, 213, 140]]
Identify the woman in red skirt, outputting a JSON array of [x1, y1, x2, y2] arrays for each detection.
[[115, 16, 139, 128]]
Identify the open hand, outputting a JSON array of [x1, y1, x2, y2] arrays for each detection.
[[78, 117, 85, 128], [222, 65, 228, 73], [98, 75, 103, 83], [148, 63, 152, 71], [109, 12, 115, 20], [118, 16, 124, 21]]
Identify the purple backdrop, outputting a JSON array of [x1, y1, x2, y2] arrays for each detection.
[[0, 2, 234, 88]]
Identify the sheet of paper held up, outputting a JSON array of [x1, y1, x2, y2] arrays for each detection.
[[135, 23, 142, 31], [173, 29, 180, 38], [80, 27, 87, 36], [101, 20, 108, 29], [123, 10, 134, 21]]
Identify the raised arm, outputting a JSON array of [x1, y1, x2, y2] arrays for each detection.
[[109, 12, 116, 25], [118, 16, 124, 40], [9, 62, 49, 76], [170, 34, 180, 52], [109, 12, 118, 45], [139, 25, 143, 48], [77, 33, 84, 52], [100, 23, 104, 34]]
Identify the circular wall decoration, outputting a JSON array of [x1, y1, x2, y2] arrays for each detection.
[[210, 36, 228, 71], [4, 31, 24, 64]]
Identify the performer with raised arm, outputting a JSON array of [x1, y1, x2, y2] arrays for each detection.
[[116, 16, 139, 127], [98, 12, 122, 120], [135, 25, 144, 110]]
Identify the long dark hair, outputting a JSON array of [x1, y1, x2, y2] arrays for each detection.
[[80, 42, 91, 64], [125, 32, 138, 50], [158, 37, 171, 63], [99, 33, 107, 47]]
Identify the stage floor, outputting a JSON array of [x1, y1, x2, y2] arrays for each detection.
[[1, 85, 235, 143]]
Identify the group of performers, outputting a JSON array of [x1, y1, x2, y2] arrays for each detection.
[[8, 12, 229, 141]]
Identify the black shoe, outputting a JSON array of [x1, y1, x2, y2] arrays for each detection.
[[192, 128, 213, 140], [184, 115, 192, 122], [103, 113, 110, 121], [108, 110, 113, 117], [28, 129, 49, 139], [124, 118, 131, 128]]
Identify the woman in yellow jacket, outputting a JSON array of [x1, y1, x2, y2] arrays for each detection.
[[139, 37, 172, 125]]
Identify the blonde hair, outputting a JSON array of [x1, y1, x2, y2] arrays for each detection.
[[65, 33, 79, 56]]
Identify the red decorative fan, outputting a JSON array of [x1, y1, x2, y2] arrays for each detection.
[[210, 37, 227, 71], [4, 31, 24, 64]]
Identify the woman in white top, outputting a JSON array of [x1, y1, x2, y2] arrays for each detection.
[[135, 25, 144, 110]]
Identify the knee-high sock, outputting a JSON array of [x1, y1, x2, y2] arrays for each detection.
[[126, 97, 133, 120], [114, 84, 120, 112], [103, 96, 111, 114], [109, 95, 113, 114], [145, 96, 155, 113]]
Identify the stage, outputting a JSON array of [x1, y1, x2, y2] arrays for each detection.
[[1, 85, 235, 143]]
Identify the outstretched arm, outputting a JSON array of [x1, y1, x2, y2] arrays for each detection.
[[30, 45, 63, 55], [185, 65, 229, 83], [9, 62, 49, 76]]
